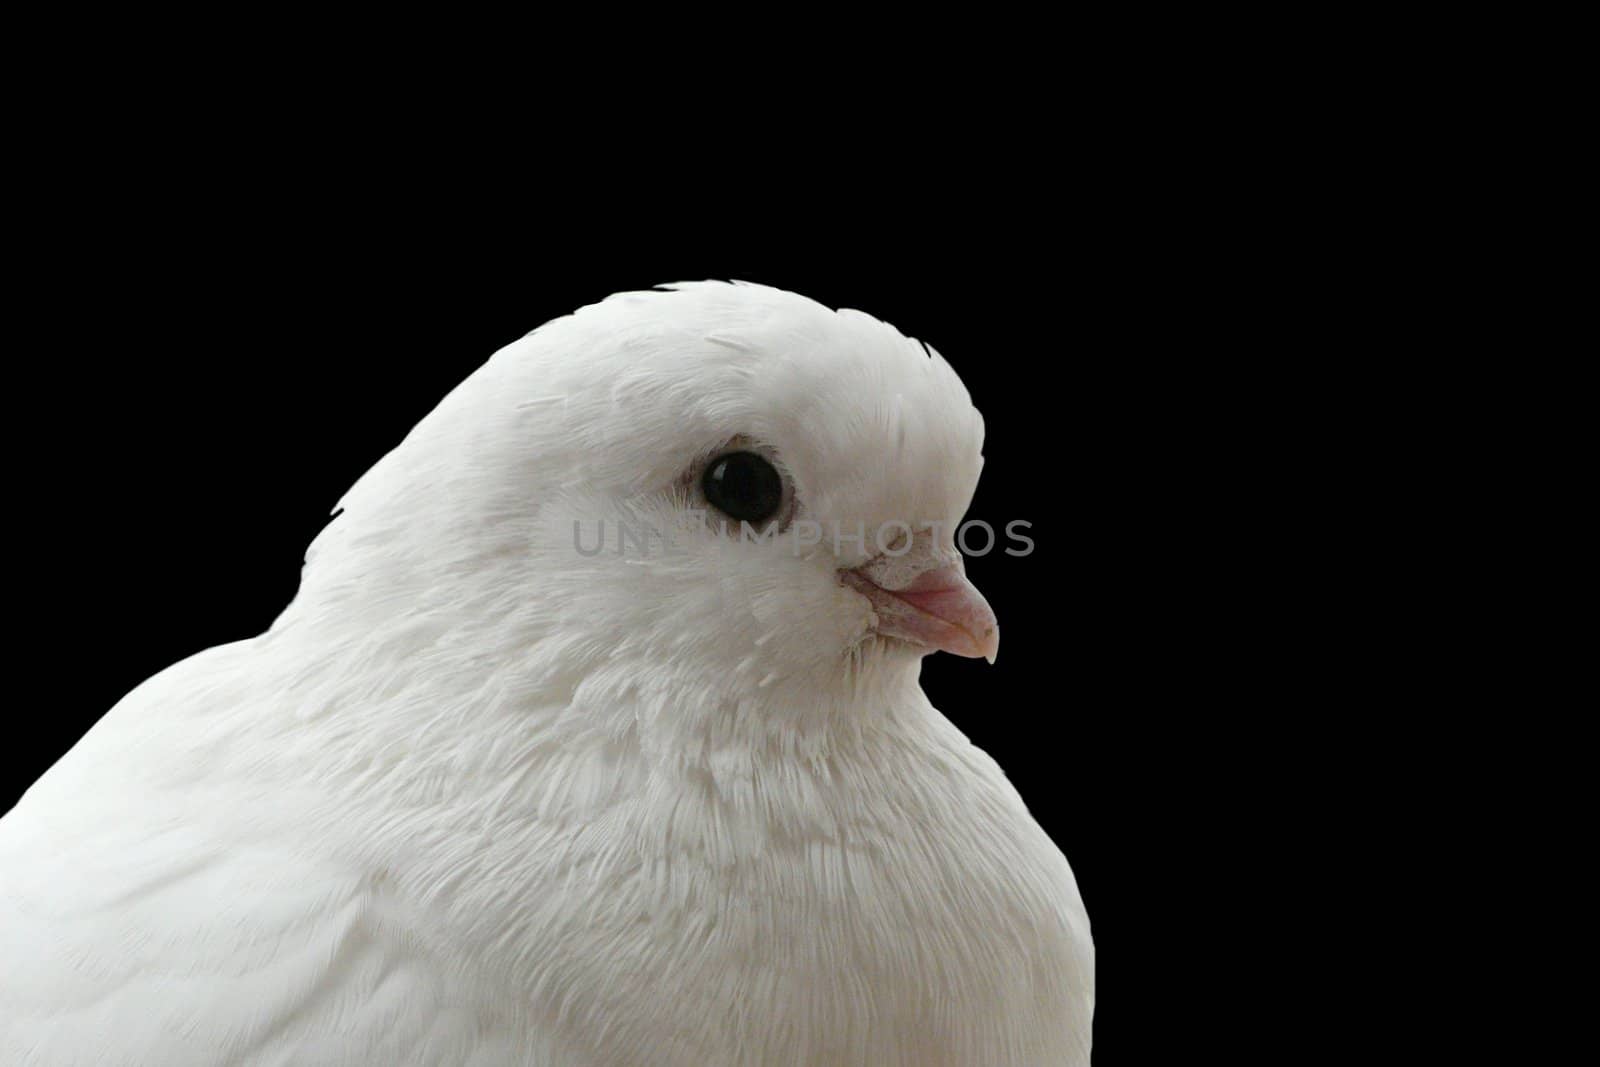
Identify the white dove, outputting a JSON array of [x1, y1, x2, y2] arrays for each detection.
[[1, 282, 1093, 1066]]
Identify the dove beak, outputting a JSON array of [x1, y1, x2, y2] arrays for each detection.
[[841, 561, 1001, 663]]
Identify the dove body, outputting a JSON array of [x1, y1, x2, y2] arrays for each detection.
[[1, 283, 1092, 1065]]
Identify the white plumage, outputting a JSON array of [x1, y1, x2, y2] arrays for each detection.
[[1, 282, 1092, 1065]]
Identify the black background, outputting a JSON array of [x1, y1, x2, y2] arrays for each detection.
[[7, 126, 1293, 1060]]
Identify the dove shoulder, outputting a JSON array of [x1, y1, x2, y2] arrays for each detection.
[[0, 641, 580, 1066]]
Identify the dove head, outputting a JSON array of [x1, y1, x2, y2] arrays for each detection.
[[290, 282, 993, 732]]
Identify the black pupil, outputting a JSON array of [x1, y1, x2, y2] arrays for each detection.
[[703, 451, 783, 524]]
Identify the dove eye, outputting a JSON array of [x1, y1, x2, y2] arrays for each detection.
[[702, 451, 784, 525]]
